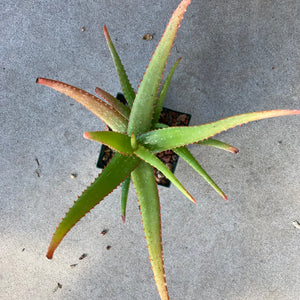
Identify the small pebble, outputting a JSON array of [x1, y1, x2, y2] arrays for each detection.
[[70, 264, 78, 269], [81, 27, 85, 32], [106, 245, 111, 250], [70, 173, 77, 178], [142, 33, 154, 40], [156, 171, 164, 179]]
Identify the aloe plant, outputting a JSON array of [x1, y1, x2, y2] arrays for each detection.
[[37, 1, 299, 299]]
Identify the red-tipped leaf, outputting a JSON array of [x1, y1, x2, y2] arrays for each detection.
[[37, 78, 128, 132], [139, 110, 300, 153]]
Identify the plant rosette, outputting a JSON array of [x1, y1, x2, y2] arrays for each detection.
[[97, 93, 192, 187], [36, 0, 299, 299]]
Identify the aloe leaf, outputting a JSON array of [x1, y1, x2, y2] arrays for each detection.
[[131, 161, 169, 300], [95, 87, 130, 119], [151, 123, 229, 198], [152, 57, 182, 127], [127, 0, 191, 136], [121, 176, 131, 223], [134, 144, 196, 203], [174, 147, 227, 200], [139, 110, 300, 153], [36, 78, 128, 133], [154, 123, 238, 153], [103, 25, 135, 107], [83, 131, 133, 155], [46, 153, 140, 259], [198, 139, 239, 154]]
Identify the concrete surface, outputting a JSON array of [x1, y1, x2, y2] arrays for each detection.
[[1, 1, 299, 299]]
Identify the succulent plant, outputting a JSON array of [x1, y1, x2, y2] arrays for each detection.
[[37, 0, 299, 299]]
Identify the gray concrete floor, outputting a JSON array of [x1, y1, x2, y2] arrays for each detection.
[[1, 1, 299, 299]]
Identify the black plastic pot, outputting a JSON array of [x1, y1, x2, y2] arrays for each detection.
[[96, 93, 191, 187]]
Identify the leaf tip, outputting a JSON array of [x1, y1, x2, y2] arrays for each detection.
[[83, 132, 90, 139], [46, 250, 54, 259], [36, 77, 50, 87], [103, 25, 109, 39], [36, 77, 47, 85]]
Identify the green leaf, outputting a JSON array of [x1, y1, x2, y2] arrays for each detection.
[[151, 121, 229, 198], [174, 147, 227, 200], [134, 144, 196, 203], [127, 0, 191, 136], [139, 110, 300, 153], [36, 78, 128, 133], [95, 87, 130, 119], [154, 123, 238, 153], [46, 153, 140, 259], [103, 25, 135, 107], [131, 161, 169, 300], [152, 58, 182, 127], [83, 131, 133, 155], [121, 176, 131, 223], [197, 139, 239, 154]]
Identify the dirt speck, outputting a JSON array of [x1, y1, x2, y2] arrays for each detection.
[[53, 282, 62, 293], [101, 229, 108, 236], [79, 253, 88, 260], [106, 245, 111, 250], [35, 157, 41, 177], [70, 173, 77, 178], [70, 264, 78, 268], [292, 220, 300, 229]]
